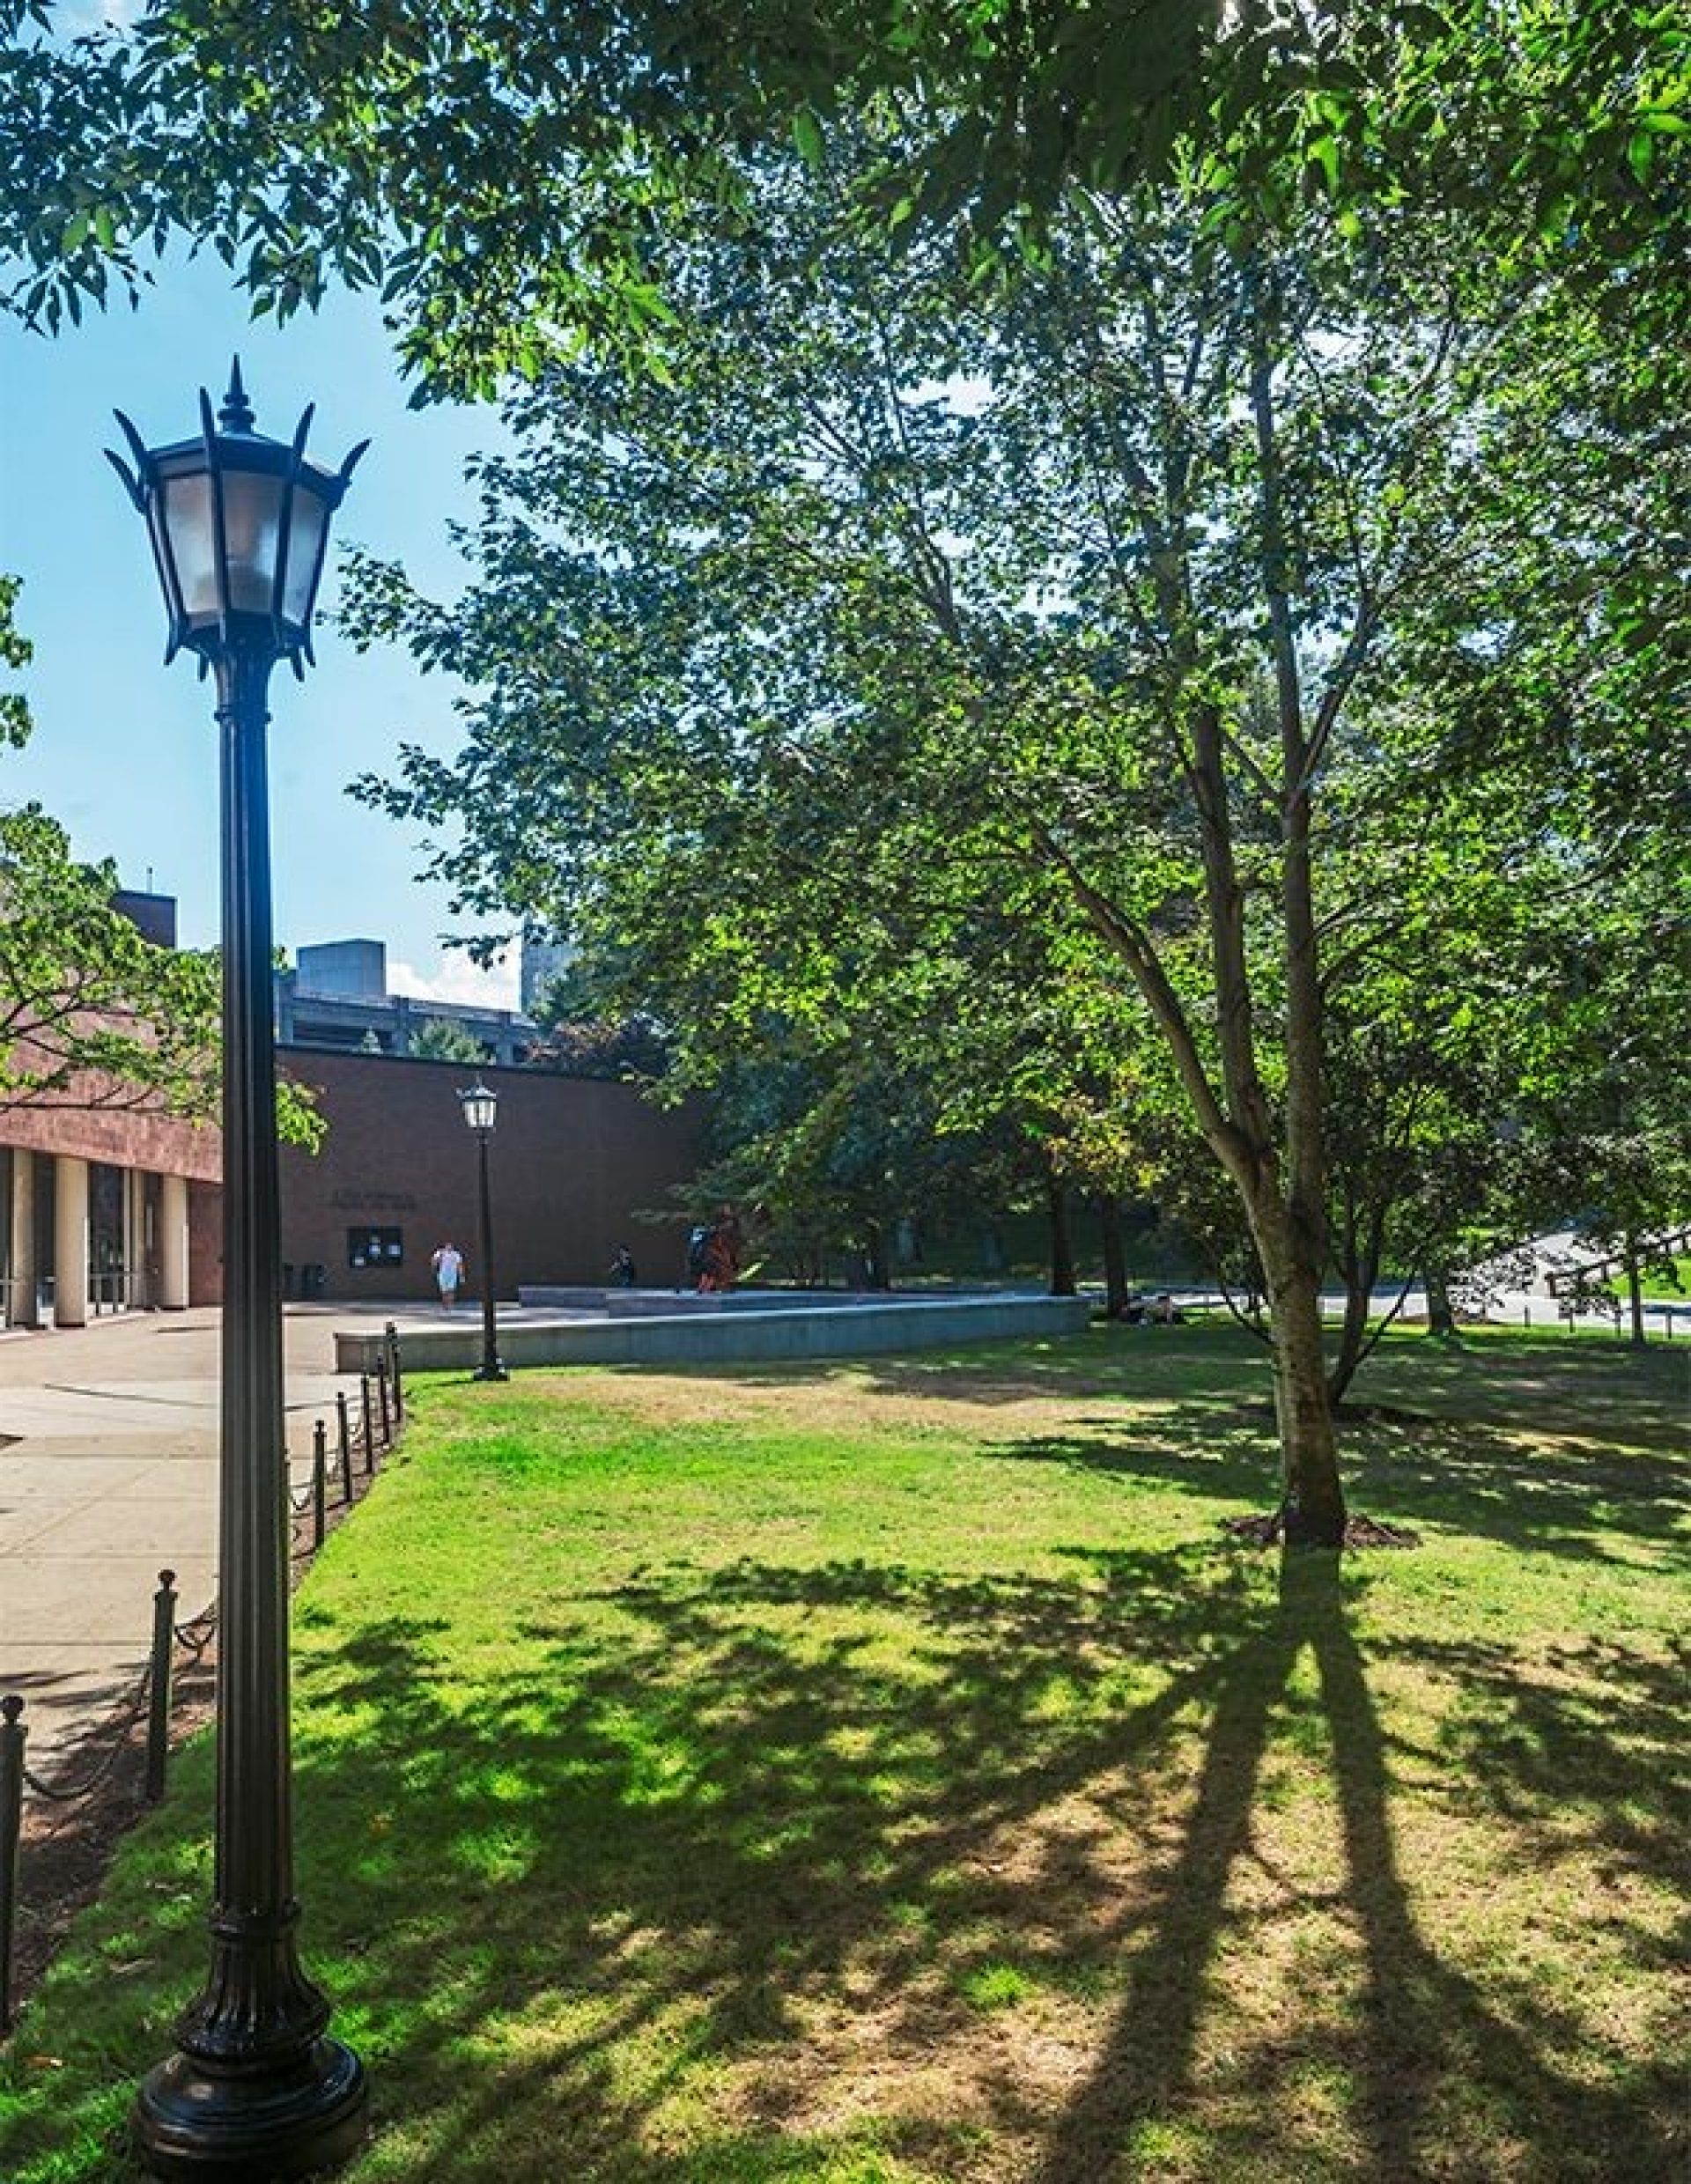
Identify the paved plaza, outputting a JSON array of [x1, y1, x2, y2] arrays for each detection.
[[0, 1303, 416, 1766]]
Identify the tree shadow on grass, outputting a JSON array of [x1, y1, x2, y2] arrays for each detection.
[[277, 1555, 1274, 2180], [1354, 1334, 1688, 1451], [1001, 1396, 1690, 1565], [1383, 1625, 1691, 1905], [4, 1545, 1681, 2181], [1030, 1549, 1684, 2184]]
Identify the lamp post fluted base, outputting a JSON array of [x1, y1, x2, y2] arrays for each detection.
[[134, 2036, 366, 2181], [472, 1359, 508, 1383]]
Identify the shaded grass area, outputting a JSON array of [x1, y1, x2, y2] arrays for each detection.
[[2, 1326, 1686, 2181]]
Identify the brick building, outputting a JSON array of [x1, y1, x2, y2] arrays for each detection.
[[0, 1103, 220, 1326], [0, 889, 219, 1328], [275, 1050, 698, 1302], [0, 1047, 698, 1323], [0, 882, 698, 1322]]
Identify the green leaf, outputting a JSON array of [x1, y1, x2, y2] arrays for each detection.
[[792, 108, 825, 172]]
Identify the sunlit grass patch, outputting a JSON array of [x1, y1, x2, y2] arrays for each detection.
[[2, 1325, 1684, 2181]]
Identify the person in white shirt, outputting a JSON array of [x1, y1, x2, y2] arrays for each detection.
[[431, 1240, 466, 1312]]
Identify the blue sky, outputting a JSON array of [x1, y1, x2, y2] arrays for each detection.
[[0, 252, 521, 1005]]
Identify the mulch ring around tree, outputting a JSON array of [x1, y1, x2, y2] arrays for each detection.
[[1221, 1511, 1421, 1550]]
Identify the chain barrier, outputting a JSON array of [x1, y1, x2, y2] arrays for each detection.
[[173, 1602, 218, 1660], [18, 1677, 151, 1804], [4, 1367, 405, 2034]]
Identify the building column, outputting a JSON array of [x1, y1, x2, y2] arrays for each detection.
[[7, 1148, 37, 1328], [129, 1169, 148, 1309], [54, 1155, 89, 1329], [159, 1171, 190, 1310]]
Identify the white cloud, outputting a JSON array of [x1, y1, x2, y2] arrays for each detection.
[[388, 948, 521, 1012]]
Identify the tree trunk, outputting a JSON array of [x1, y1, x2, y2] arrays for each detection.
[[1425, 1265, 1457, 1339], [1626, 1241, 1647, 1347], [1327, 1284, 1370, 1407], [1098, 1192, 1128, 1317], [1327, 1202, 1391, 1404], [1045, 1172, 1076, 1297], [1256, 1214, 1347, 1544]]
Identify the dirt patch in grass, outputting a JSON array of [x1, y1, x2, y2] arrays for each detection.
[[1222, 1512, 1422, 1549], [584, 1361, 1158, 1441]]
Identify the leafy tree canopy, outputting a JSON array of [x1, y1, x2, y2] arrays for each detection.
[[1, 582, 321, 1142], [1, 3, 1682, 392], [0, 802, 211, 1116], [1, 572, 31, 748], [407, 1013, 491, 1066], [338, 102, 1684, 1534]]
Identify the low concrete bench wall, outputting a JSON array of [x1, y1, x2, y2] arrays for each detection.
[[336, 1293, 1091, 1375], [517, 1285, 986, 1318]]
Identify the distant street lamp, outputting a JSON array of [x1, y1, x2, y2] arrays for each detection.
[[109, 362, 368, 2179], [459, 1078, 508, 1382]]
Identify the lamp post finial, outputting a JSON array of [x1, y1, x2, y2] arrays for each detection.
[[219, 357, 256, 434]]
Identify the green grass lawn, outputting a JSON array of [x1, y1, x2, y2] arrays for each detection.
[[1605, 1251, 1691, 1303], [3, 1326, 1686, 2182]]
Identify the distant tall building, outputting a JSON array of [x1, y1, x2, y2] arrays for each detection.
[[276, 937, 535, 1064], [520, 932, 575, 1016], [295, 939, 387, 1000], [113, 889, 178, 948]]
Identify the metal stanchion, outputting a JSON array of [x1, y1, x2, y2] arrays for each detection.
[[360, 1376, 375, 1477], [313, 1423, 329, 1550], [145, 1571, 179, 1804], [1, 1694, 24, 2034], [385, 1322, 403, 1422]]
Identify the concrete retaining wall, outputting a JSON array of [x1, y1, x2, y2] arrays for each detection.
[[336, 1293, 1091, 1375], [517, 1285, 991, 1317]]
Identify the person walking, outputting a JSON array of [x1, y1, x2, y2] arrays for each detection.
[[432, 1239, 466, 1312]]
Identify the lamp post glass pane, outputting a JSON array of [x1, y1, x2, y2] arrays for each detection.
[[159, 472, 218, 621], [281, 490, 331, 624], [217, 467, 291, 614], [462, 1085, 498, 1134]]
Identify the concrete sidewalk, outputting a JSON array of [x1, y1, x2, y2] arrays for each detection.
[[0, 1305, 365, 1765]]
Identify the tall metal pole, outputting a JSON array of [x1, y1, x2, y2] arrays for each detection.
[[473, 1125, 506, 1382], [134, 653, 366, 2178]]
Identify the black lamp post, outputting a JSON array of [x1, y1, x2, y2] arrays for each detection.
[[459, 1079, 508, 1381], [108, 363, 368, 2179]]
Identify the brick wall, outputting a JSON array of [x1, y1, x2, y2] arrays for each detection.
[[276, 1050, 699, 1302]]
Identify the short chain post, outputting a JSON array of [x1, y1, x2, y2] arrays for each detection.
[[360, 1374, 375, 1476], [312, 1422, 329, 1550], [337, 1389, 354, 1504], [385, 1321, 403, 1423], [2, 1695, 25, 2034], [376, 1355, 393, 1449], [145, 1570, 178, 1804]]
